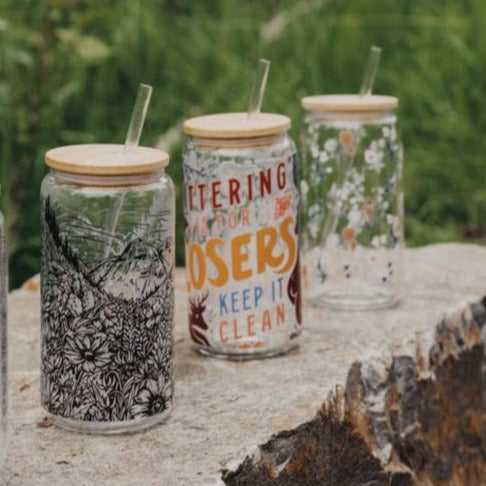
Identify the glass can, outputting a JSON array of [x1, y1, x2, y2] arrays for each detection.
[[40, 144, 175, 433], [300, 95, 404, 310], [0, 203, 7, 464], [182, 113, 302, 359]]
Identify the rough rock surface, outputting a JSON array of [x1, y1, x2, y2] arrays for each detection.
[[222, 298, 486, 485], [3, 244, 486, 485]]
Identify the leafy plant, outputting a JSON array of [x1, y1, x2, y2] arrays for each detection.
[[1, 0, 485, 288]]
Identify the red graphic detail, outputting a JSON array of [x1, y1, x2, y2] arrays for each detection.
[[274, 194, 293, 219], [189, 292, 210, 346], [287, 223, 302, 325]]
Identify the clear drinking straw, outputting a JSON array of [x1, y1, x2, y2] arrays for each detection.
[[359, 46, 382, 97], [321, 46, 383, 246], [124, 83, 153, 151], [247, 58, 271, 118], [105, 83, 153, 256]]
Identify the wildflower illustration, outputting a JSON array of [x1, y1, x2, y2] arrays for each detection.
[[303, 120, 402, 290], [41, 197, 174, 422]]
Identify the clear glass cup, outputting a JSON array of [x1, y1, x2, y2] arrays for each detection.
[[0, 208, 7, 464], [40, 145, 175, 433], [182, 113, 302, 359], [300, 95, 404, 310]]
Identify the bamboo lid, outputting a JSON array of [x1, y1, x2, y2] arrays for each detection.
[[45, 144, 169, 176], [301, 94, 398, 112], [183, 112, 291, 139]]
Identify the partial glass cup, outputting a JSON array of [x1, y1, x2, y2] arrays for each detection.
[[182, 113, 303, 359], [300, 95, 404, 310], [40, 144, 175, 433], [0, 206, 7, 463]]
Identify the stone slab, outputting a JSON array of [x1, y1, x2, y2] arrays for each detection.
[[3, 244, 486, 485]]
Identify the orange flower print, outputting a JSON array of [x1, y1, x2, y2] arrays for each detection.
[[342, 226, 355, 240], [341, 226, 357, 250], [339, 130, 353, 146]]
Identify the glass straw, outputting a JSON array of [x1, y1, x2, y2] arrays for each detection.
[[124, 83, 153, 151], [105, 83, 153, 257], [247, 59, 271, 118], [359, 46, 382, 97], [322, 47, 383, 247]]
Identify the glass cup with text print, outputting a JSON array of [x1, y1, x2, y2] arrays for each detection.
[[183, 113, 302, 359], [300, 95, 404, 310]]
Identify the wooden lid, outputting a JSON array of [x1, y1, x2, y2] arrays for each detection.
[[301, 94, 398, 112], [183, 112, 291, 139], [45, 144, 169, 176]]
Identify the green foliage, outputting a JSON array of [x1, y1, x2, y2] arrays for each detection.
[[0, 0, 485, 287]]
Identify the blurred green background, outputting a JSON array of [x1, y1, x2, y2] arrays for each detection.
[[0, 0, 485, 288]]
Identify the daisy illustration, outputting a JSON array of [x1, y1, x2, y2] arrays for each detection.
[[364, 148, 384, 172], [131, 376, 172, 418], [64, 335, 112, 372], [319, 151, 329, 164]]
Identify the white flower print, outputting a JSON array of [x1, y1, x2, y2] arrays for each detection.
[[319, 151, 329, 164], [324, 138, 338, 153], [371, 234, 388, 248], [308, 202, 322, 239], [386, 214, 402, 239], [383, 125, 398, 142], [300, 180, 309, 196], [365, 148, 384, 172]]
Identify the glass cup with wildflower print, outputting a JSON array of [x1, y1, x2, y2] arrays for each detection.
[[40, 145, 175, 433], [300, 95, 403, 310]]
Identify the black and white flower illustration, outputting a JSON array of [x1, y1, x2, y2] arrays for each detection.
[[131, 375, 172, 418], [64, 335, 112, 373], [40, 196, 174, 422]]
